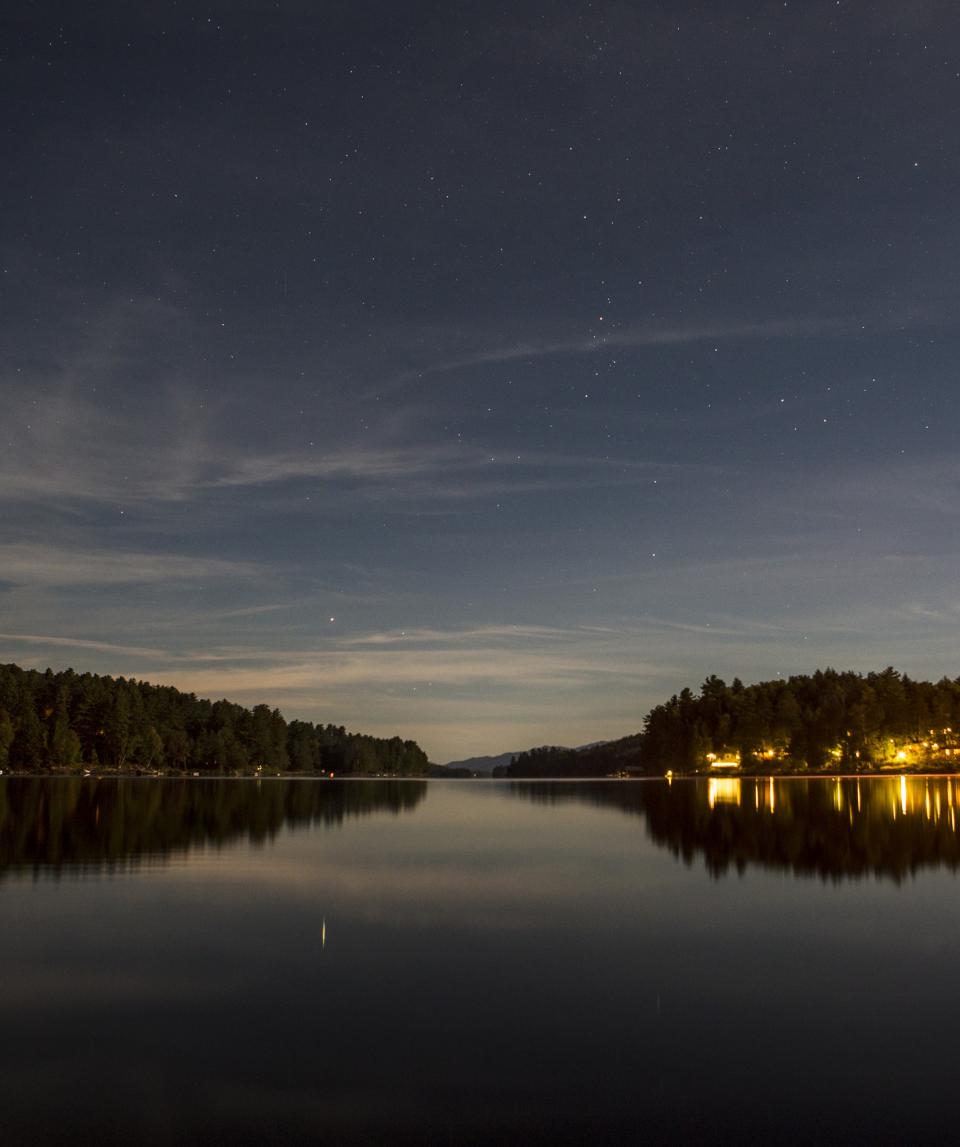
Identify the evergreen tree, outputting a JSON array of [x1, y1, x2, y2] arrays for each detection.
[[0, 661, 426, 776], [9, 708, 46, 770], [0, 709, 14, 769]]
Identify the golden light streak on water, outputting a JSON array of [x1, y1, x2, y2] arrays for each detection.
[[708, 777, 741, 809]]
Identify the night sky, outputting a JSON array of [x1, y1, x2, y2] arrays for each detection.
[[3, 1, 959, 762]]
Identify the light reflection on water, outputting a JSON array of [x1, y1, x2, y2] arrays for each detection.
[[2, 776, 960, 1145]]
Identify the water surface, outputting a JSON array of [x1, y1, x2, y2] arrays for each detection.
[[2, 776, 959, 1144]]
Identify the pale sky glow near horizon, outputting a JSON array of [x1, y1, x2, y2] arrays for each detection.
[[3, 1, 960, 762]]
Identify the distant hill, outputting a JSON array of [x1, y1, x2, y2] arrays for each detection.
[[444, 742, 612, 776], [441, 750, 535, 774], [505, 735, 644, 778], [426, 762, 474, 778]]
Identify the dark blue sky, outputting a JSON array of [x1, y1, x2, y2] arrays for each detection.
[[3, 1, 959, 760]]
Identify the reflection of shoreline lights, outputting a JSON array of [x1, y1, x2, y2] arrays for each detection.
[[752, 777, 777, 813], [701, 776, 960, 831], [657, 776, 960, 881], [708, 777, 741, 808]]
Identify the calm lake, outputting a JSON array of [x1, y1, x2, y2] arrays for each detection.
[[3, 775, 960, 1145]]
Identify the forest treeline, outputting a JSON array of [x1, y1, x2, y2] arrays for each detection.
[[505, 668, 960, 776], [0, 663, 428, 775], [502, 735, 644, 778]]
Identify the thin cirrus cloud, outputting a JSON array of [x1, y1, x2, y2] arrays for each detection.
[[0, 543, 261, 587], [0, 623, 661, 685], [1, 382, 211, 506], [0, 623, 655, 759], [369, 315, 850, 397], [203, 448, 437, 489], [47, 621, 661, 705], [2, 380, 689, 510], [136, 633, 669, 758], [341, 624, 575, 646], [0, 632, 170, 659], [202, 445, 693, 505], [4, 292, 751, 516], [153, 644, 660, 695]]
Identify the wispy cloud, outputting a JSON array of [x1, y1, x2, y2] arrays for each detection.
[[341, 624, 572, 647], [370, 316, 847, 397], [1, 293, 214, 507], [200, 444, 711, 510], [0, 633, 168, 659], [204, 448, 437, 489], [0, 543, 261, 587], [0, 622, 660, 685], [134, 628, 669, 759], [0, 381, 210, 507], [150, 646, 658, 695], [0, 371, 701, 514]]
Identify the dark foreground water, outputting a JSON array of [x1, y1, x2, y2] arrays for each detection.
[[3, 775, 960, 1145]]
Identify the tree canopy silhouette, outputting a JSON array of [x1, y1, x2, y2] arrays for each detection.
[[0, 663, 428, 775], [506, 668, 960, 776]]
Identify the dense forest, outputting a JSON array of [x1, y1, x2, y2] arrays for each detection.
[[505, 668, 960, 777], [502, 735, 644, 778], [0, 663, 428, 776]]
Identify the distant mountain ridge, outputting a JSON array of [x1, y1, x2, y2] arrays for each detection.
[[440, 750, 532, 774], [506, 735, 644, 777], [442, 743, 609, 774]]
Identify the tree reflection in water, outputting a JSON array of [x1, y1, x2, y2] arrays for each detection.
[[509, 776, 960, 882], [0, 777, 427, 877], [6, 775, 958, 884]]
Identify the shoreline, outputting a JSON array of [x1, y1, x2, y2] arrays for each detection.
[[5, 768, 960, 782]]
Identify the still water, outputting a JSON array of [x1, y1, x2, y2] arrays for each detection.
[[2, 775, 960, 1145]]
